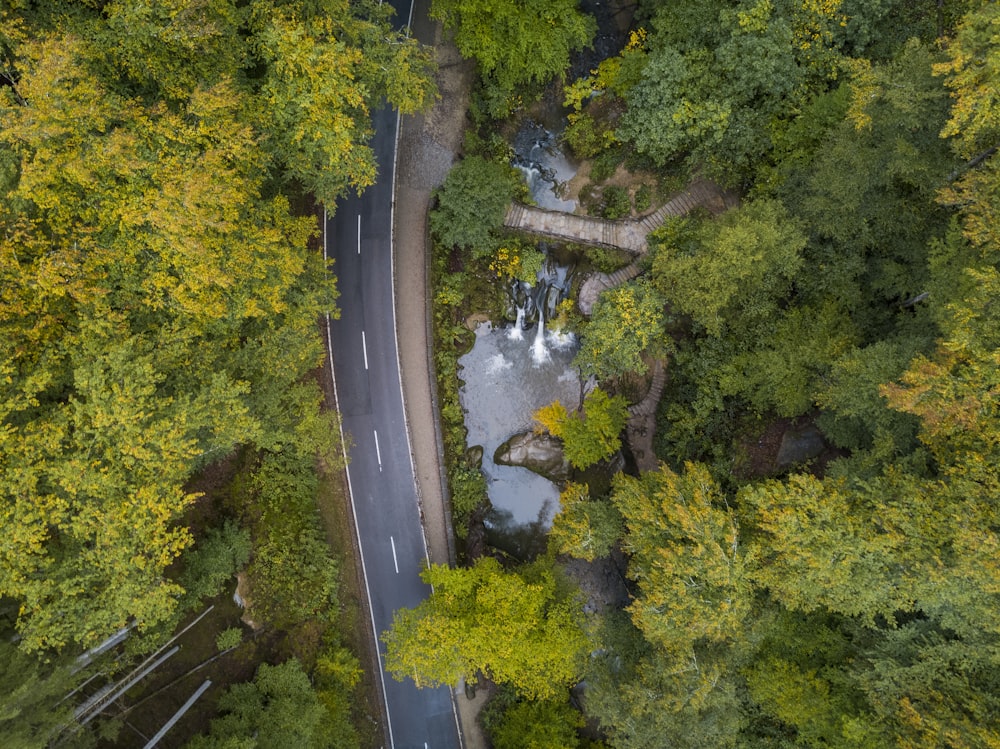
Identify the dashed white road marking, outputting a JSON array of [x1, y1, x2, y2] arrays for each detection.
[[362, 330, 369, 370], [373, 429, 382, 472], [390, 536, 399, 574]]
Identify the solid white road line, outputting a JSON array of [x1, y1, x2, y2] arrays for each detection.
[[390, 536, 399, 574], [362, 330, 369, 370], [373, 429, 383, 472]]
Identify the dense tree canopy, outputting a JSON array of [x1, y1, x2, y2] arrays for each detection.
[[0, 0, 433, 652], [410, 1, 1000, 747], [384, 558, 587, 699], [431, 0, 595, 114]]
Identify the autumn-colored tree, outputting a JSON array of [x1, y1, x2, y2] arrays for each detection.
[[575, 279, 668, 381], [613, 463, 754, 655], [383, 558, 587, 699], [534, 388, 628, 470], [0, 0, 416, 650]]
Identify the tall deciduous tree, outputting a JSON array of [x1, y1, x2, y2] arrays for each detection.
[[186, 659, 339, 749], [430, 0, 595, 114], [549, 482, 623, 562], [534, 388, 628, 470], [575, 278, 668, 381], [0, 0, 431, 649], [612, 463, 753, 655], [651, 199, 807, 337], [383, 558, 587, 699]]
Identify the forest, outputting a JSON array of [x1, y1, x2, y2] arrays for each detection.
[[385, 0, 1000, 747], [1, 0, 999, 747], [0, 0, 434, 745]]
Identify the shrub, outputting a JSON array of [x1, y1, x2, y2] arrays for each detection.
[[601, 185, 631, 219], [216, 627, 243, 651], [635, 183, 652, 212]]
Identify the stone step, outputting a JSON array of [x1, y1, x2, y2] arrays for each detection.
[[628, 359, 667, 417]]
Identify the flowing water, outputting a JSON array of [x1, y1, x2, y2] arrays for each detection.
[[459, 323, 579, 531], [512, 121, 579, 212], [459, 257, 580, 553]]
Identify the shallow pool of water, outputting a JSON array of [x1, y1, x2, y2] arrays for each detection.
[[458, 322, 580, 530]]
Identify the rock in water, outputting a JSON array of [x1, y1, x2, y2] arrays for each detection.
[[494, 431, 570, 482]]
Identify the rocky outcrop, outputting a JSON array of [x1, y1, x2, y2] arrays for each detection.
[[776, 424, 827, 468], [494, 431, 570, 483]]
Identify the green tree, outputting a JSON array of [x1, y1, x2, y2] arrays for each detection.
[[651, 200, 807, 338], [0, 28, 337, 650], [186, 660, 332, 749], [251, 2, 435, 204], [612, 463, 754, 655], [491, 698, 584, 749], [0, 627, 85, 749], [534, 388, 629, 469], [429, 155, 524, 254], [384, 558, 587, 699], [431, 0, 595, 114], [587, 643, 744, 749], [93, 0, 244, 100], [575, 278, 667, 381], [549, 483, 623, 562]]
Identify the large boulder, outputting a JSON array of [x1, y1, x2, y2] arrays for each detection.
[[494, 431, 570, 483], [776, 423, 827, 468]]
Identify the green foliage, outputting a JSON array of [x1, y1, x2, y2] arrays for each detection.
[[384, 558, 588, 699], [241, 452, 340, 633], [215, 627, 243, 652], [651, 199, 807, 337], [934, 1, 1000, 159], [0, 0, 430, 651], [490, 697, 584, 749], [449, 462, 488, 529], [186, 659, 339, 749], [0, 627, 83, 748], [429, 156, 523, 255], [634, 184, 652, 212], [549, 483, 623, 562], [563, 111, 614, 159], [613, 463, 753, 655], [179, 521, 252, 608], [575, 278, 668, 381], [536, 389, 629, 470], [431, 0, 595, 116], [312, 642, 362, 748], [600, 185, 631, 219], [615, 0, 929, 182]]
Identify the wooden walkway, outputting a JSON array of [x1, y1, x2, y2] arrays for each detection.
[[503, 179, 736, 255]]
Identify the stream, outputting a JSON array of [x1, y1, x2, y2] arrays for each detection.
[[458, 110, 590, 558]]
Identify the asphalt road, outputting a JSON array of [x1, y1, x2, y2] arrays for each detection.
[[324, 4, 461, 747]]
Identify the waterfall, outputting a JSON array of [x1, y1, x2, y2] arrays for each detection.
[[509, 304, 526, 340], [531, 290, 551, 365]]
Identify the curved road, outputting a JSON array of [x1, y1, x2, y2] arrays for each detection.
[[324, 2, 461, 748]]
